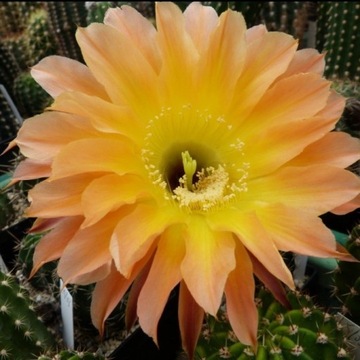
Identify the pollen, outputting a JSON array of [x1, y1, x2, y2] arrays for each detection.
[[173, 165, 236, 211]]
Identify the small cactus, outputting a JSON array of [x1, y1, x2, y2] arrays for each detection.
[[333, 224, 360, 325], [0, 271, 56, 359], [195, 287, 350, 359]]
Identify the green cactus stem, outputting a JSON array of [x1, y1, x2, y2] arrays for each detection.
[[195, 287, 350, 359], [316, 2, 360, 81], [0, 271, 56, 359]]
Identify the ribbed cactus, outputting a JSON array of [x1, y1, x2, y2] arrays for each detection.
[[333, 224, 360, 325], [195, 287, 350, 359], [0, 271, 56, 359], [25, 8, 58, 67], [45, 2, 88, 62], [316, 2, 360, 80], [0, 2, 43, 36]]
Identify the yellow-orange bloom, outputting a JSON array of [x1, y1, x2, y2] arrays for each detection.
[[10, 2, 360, 357]]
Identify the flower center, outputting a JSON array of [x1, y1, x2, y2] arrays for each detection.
[[173, 151, 234, 211], [141, 105, 249, 212]]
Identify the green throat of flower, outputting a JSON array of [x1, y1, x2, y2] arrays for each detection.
[[141, 104, 250, 212]]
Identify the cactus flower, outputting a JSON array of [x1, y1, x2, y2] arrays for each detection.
[[9, 2, 360, 358]]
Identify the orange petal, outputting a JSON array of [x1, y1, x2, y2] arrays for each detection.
[[229, 31, 298, 119], [125, 257, 153, 331], [50, 138, 141, 180], [81, 174, 148, 227], [15, 111, 97, 161], [50, 92, 143, 142], [76, 24, 160, 119], [31, 216, 83, 277], [27, 173, 102, 218], [332, 193, 360, 215], [179, 280, 204, 359], [92, 250, 155, 335], [256, 203, 354, 261], [209, 211, 294, 289], [245, 24, 267, 43], [277, 48, 325, 80], [183, 2, 218, 55], [289, 131, 360, 168], [31, 55, 109, 99], [104, 5, 161, 74], [241, 73, 331, 136], [155, 2, 198, 107], [91, 264, 133, 335], [110, 204, 175, 277], [137, 225, 185, 344], [244, 165, 360, 216], [12, 159, 51, 181], [244, 115, 338, 178], [225, 241, 257, 347], [57, 212, 120, 284], [71, 261, 111, 285], [181, 218, 236, 316], [249, 253, 288, 307], [29, 217, 62, 233], [195, 8, 247, 114]]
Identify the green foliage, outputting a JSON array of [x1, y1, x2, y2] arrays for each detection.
[[0, 271, 56, 359], [333, 224, 360, 325], [195, 287, 350, 359]]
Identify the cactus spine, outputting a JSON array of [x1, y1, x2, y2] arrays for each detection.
[[333, 224, 360, 325], [195, 287, 350, 359], [0, 271, 56, 359], [316, 2, 360, 80]]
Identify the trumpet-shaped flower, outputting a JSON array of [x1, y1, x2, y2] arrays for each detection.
[[9, 2, 360, 358]]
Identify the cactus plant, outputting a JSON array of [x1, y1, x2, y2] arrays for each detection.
[[333, 224, 360, 325], [195, 287, 351, 359], [25, 8, 58, 67], [0, 271, 56, 359], [316, 2, 360, 81], [45, 2, 88, 62]]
